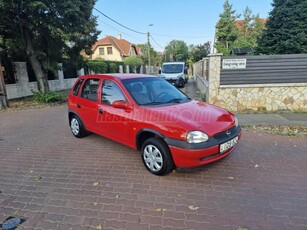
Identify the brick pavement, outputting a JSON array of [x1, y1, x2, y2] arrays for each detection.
[[1, 105, 307, 230]]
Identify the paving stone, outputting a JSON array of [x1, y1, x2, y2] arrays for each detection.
[[0, 104, 307, 229]]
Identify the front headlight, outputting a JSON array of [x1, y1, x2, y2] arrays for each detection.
[[234, 117, 239, 127], [187, 131, 209, 143]]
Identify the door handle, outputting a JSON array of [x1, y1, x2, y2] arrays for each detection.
[[77, 104, 81, 108], [98, 109, 103, 114]]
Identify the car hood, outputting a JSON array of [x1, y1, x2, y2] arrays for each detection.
[[143, 100, 236, 138]]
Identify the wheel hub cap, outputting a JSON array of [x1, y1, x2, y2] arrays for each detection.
[[71, 118, 79, 135], [143, 145, 163, 172]]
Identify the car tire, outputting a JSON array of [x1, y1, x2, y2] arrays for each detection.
[[70, 115, 87, 138], [141, 137, 174, 176]]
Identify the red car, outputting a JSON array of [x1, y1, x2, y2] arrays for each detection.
[[68, 74, 241, 175]]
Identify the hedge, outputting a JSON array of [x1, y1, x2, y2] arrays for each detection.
[[86, 60, 124, 73]]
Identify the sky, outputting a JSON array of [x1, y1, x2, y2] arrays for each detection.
[[93, 0, 273, 52]]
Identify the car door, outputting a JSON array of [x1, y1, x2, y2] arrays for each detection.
[[97, 79, 133, 146], [75, 78, 100, 132]]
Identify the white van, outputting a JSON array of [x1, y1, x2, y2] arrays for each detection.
[[159, 62, 187, 88]]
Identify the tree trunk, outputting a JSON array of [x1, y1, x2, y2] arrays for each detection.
[[22, 25, 49, 93], [0, 61, 9, 109]]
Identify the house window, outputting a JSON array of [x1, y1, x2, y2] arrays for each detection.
[[107, 47, 113, 55], [99, 48, 104, 55]]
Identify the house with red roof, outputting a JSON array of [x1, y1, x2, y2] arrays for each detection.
[[88, 35, 141, 61]]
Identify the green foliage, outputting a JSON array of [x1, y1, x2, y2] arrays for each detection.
[[109, 63, 118, 73], [138, 44, 159, 65], [233, 9, 266, 50], [32, 91, 63, 103], [215, 0, 239, 55], [189, 42, 211, 62], [86, 60, 123, 73], [256, 0, 307, 54], [88, 61, 107, 73], [164, 40, 189, 62], [215, 2, 267, 54], [123, 56, 143, 73], [0, 0, 100, 92]]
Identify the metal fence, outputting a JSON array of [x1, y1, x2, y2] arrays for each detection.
[[220, 54, 307, 85]]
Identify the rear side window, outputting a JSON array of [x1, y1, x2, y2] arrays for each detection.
[[80, 78, 100, 101], [72, 79, 83, 96]]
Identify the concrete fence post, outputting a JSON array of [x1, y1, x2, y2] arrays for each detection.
[[57, 63, 64, 89], [119, 65, 123, 73], [207, 53, 223, 104], [126, 65, 130, 74], [13, 62, 29, 84]]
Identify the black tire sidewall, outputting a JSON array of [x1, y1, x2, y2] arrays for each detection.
[[141, 137, 174, 176], [70, 115, 86, 138]]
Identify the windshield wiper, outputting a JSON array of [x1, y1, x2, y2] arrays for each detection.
[[165, 98, 184, 103], [141, 101, 164, 105]]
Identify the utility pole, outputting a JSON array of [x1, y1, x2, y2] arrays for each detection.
[[147, 32, 151, 73], [0, 58, 8, 109]]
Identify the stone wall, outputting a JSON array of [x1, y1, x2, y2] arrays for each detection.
[[215, 84, 307, 111], [194, 54, 307, 112], [6, 62, 78, 99]]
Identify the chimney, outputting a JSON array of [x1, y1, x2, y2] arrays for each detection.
[[117, 34, 122, 40]]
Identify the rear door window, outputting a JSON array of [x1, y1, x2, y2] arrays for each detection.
[[72, 79, 83, 96], [80, 78, 100, 101]]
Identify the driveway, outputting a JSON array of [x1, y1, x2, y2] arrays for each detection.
[[0, 105, 307, 230]]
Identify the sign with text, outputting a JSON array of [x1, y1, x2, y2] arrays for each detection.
[[222, 59, 247, 69]]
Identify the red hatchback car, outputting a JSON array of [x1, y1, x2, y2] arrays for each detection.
[[68, 74, 241, 175]]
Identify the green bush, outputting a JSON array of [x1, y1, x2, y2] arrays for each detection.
[[86, 60, 123, 73], [124, 56, 143, 73], [109, 63, 118, 73], [32, 91, 63, 103], [87, 60, 108, 73]]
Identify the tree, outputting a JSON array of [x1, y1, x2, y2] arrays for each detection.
[[189, 42, 211, 62], [233, 8, 266, 50], [257, 0, 307, 54], [0, 0, 99, 92], [215, 0, 239, 55], [164, 40, 189, 62], [124, 56, 143, 73], [138, 44, 158, 66]]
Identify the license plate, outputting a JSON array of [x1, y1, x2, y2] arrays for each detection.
[[220, 136, 238, 153]]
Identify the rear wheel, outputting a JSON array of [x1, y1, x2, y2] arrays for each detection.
[[141, 138, 174, 176], [70, 115, 87, 138]]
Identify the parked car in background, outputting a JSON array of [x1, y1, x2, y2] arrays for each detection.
[[68, 74, 241, 175], [159, 62, 188, 88]]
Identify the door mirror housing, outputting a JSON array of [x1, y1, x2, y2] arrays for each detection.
[[112, 100, 132, 111]]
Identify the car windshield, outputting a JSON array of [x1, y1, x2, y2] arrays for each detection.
[[122, 77, 190, 106], [161, 64, 183, 74]]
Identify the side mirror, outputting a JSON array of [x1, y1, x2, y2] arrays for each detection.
[[184, 69, 187, 74], [112, 100, 132, 111], [158, 69, 161, 74]]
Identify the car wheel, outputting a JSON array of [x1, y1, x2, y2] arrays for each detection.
[[70, 115, 87, 138], [141, 137, 174, 176]]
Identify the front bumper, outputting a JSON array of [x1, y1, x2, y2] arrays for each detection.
[[165, 126, 242, 168], [166, 77, 185, 87]]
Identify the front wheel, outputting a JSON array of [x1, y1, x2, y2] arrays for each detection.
[[70, 115, 87, 138], [141, 138, 174, 176]]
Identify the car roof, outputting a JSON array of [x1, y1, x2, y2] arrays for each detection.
[[81, 74, 157, 80]]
